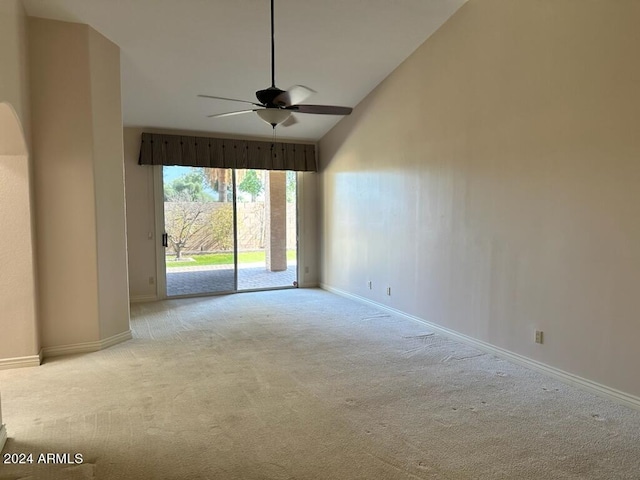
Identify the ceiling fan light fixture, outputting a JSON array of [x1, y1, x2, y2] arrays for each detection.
[[256, 108, 291, 127], [198, 0, 352, 129]]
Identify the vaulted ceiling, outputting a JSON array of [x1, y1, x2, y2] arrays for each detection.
[[22, 0, 466, 141]]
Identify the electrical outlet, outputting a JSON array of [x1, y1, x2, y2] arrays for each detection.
[[386, 287, 391, 296], [535, 330, 543, 344], [367, 281, 372, 289], [149, 276, 155, 285]]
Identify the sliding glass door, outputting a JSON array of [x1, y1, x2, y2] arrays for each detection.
[[162, 166, 235, 296], [235, 169, 297, 291], [162, 166, 297, 297]]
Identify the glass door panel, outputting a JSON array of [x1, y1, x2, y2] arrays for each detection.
[[163, 166, 236, 296], [235, 169, 297, 290]]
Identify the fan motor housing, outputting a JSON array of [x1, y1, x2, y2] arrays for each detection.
[[256, 87, 286, 107]]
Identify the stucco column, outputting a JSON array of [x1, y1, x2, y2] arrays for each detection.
[[265, 171, 287, 272]]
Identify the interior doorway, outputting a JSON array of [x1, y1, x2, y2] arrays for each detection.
[[161, 166, 297, 297]]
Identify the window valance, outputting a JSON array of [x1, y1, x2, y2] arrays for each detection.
[[138, 132, 316, 172]]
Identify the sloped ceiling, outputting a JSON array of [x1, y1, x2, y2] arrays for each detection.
[[22, 0, 466, 141]]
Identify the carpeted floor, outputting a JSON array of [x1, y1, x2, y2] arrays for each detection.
[[1, 288, 639, 479]]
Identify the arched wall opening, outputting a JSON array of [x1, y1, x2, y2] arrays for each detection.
[[0, 101, 40, 367]]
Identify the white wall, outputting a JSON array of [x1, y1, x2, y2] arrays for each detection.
[[123, 127, 320, 299], [319, 0, 640, 398]]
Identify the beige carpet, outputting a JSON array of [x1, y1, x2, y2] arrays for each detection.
[[1, 288, 639, 479]]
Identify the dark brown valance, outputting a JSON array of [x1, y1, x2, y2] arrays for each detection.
[[138, 132, 316, 172]]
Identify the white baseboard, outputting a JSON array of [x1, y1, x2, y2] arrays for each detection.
[[0, 352, 42, 370], [321, 284, 640, 412], [130, 294, 157, 303], [42, 330, 133, 359], [0, 424, 6, 453]]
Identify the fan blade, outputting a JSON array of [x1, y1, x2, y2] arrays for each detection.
[[289, 104, 353, 115], [198, 94, 263, 107], [273, 85, 316, 107], [280, 114, 298, 127], [207, 109, 259, 118]]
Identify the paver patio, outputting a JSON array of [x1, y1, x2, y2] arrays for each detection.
[[166, 262, 297, 296]]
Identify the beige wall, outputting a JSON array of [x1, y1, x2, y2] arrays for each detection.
[[0, 0, 30, 141], [123, 128, 159, 300], [30, 18, 100, 346], [319, 0, 640, 398], [0, 0, 35, 442], [0, 0, 39, 364], [124, 127, 320, 299], [30, 18, 129, 348], [0, 106, 38, 361], [298, 170, 319, 287], [88, 27, 131, 339]]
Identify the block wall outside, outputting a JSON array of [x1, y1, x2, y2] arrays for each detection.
[[163, 202, 297, 256]]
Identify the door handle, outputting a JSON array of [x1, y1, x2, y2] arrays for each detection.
[[162, 233, 168, 247]]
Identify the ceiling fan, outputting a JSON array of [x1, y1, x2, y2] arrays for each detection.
[[198, 0, 353, 129]]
